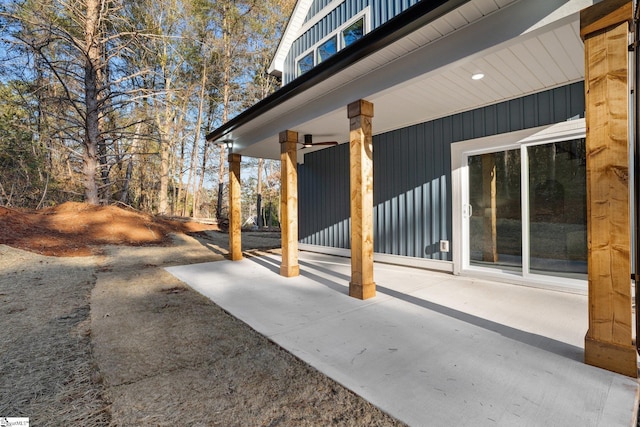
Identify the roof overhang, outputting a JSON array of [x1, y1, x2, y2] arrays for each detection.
[[207, 0, 595, 162], [267, 0, 314, 77]]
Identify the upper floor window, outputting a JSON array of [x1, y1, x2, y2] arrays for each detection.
[[317, 35, 337, 64], [296, 9, 368, 78], [342, 18, 364, 47], [297, 51, 314, 75]]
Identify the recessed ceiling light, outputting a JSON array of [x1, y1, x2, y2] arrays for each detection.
[[471, 73, 485, 80]]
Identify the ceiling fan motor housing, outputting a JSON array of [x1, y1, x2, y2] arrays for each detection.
[[304, 134, 313, 147]]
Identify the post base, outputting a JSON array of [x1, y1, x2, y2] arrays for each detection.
[[229, 253, 243, 261], [585, 335, 638, 377], [280, 265, 299, 277], [349, 282, 376, 300]]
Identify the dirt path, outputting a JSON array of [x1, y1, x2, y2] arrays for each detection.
[[1, 231, 404, 426]]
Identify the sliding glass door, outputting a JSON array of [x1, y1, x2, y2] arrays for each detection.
[[464, 138, 587, 281]]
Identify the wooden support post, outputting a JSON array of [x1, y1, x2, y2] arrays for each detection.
[[581, 0, 637, 377], [279, 130, 299, 277], [481, 154, 498, 263], [228, 153, 242, 261], [348, 99, 375, 299]]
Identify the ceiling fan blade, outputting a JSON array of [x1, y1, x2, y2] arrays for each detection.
[[313, 141, 338, 146]]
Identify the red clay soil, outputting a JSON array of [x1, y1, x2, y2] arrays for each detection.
[[0, 202, 217, 257]]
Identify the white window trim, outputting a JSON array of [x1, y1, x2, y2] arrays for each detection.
[[451, 119, 588, 294], [294, 7, 370, 78]]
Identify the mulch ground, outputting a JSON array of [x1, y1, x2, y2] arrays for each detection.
[[0, 202, 217, 256]]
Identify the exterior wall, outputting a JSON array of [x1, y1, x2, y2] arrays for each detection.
[[285, 0, 421, 84], [304, 0, 419, 23], [305, 0, 334, 22], [298, 81, 585, 261], [299, 142, 351, 249]]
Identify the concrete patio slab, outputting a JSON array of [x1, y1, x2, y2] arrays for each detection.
[[166, 252, 639, 426]]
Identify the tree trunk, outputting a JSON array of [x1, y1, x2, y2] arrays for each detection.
[[215, 6, 233, 220], [184, 132, 197, 216], [159, 132, 170, 214], [97, 39, 111, 203], [171, 102, 187, 215], [157, 37, 174, 215], [83, 0, 103, 205], [196, 140, 209, 217], [120, 160, 133, 203], [176, 129, 186, 215], [192, 61, 208, 218]]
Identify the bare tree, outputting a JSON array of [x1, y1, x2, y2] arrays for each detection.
[[0, 0, 294, 211], [2, 0, 153, 205]]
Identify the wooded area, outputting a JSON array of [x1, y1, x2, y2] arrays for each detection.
[[0, 0, 293, 223]]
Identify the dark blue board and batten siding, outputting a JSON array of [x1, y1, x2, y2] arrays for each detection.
[[298, 82, 585, 261], [286, 0, 422, 84], [304, 0, 419, 23]]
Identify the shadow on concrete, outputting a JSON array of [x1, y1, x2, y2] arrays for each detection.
[[299, 259, 582, 362], [244, 253, 280, 275]]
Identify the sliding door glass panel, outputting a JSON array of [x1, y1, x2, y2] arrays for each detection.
[[527, 139, 587, 277], [468, 149, 522, 271]]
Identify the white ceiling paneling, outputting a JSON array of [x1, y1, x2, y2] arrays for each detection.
[[505, 44, 556, 88], [474, 0, 510, 15], [383, 42, 417, 59], [404, 30, 435, 47], [474, 52, 523, 94], [469, 58, 519, 99], [551, 22, 584, 76], [494, 49, 540, 93], [520, 37, 568, 86], [451, 66, 502, 101], [398, 34, 422, 50], [494, 0, 518, 7], [442, 73, 488, 106], [431, 18, 456, 36], [415, 25, 445, 44], [537, 32, 576, 82], [457, 2, 484, 23], [444, 10, 472, 29]]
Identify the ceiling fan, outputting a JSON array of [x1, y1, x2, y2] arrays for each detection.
[[300, 134, 338, 149]]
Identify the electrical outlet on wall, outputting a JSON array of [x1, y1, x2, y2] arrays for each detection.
[[440, 240, 450, 252]]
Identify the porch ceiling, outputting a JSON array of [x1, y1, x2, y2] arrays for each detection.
[[224, 0, 590, 161]]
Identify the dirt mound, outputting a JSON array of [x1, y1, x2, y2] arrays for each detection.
[[0, 202, 218, 256]]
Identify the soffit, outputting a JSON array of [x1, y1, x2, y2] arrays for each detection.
[[231, 0, 593, 161]]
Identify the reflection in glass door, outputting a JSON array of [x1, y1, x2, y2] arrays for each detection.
[[468, 150, 522, 271], [527, 140, 587, 278], [465, 139, 587, 279]]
